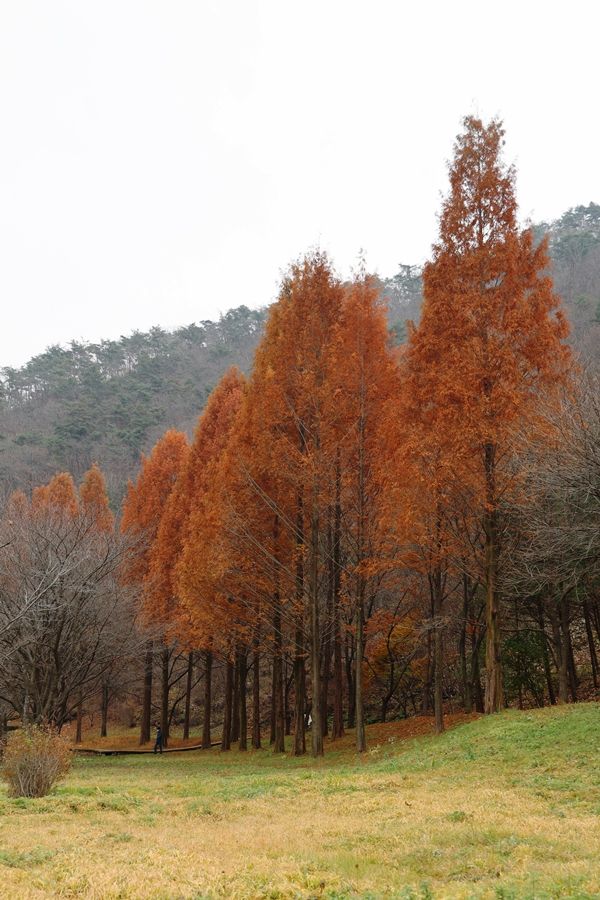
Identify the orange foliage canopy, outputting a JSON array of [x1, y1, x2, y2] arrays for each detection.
[[121, 429, 188, 620], [397, 116, 573, 713], [154, 368, 245, 648], [80, 464, 114, 532]]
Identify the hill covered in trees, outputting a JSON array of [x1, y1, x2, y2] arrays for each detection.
[[1, 202, 598, 501]]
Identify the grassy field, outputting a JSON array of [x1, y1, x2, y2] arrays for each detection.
[[1, 705, 599, 899]]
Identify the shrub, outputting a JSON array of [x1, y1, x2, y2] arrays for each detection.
[[1, 725, 72, 798]]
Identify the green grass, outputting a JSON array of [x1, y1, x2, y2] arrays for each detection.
[[0, 704, 599, 897]]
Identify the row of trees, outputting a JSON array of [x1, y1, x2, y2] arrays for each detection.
[[3, 117, 598, 753], [117, 117, 590, 757]]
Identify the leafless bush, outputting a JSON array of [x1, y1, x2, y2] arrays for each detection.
[[1, 725, 72, 797]]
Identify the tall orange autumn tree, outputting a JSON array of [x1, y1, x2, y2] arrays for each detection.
[[212, 385, 287, 752], [408, 116, 572, 712], [326, 269, 399, 751], [168, 368, 246, 749], [121, 429, 188, 744], [243, 251, 344, 757]]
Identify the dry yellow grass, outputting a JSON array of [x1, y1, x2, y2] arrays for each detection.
[[1, 704, 599, 898]]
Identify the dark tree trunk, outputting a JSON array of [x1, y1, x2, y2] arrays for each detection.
[[550, 602, 568, 704], [284, 661, 292, 736], [292, 496, 306, 756], [345, 635, 356, 729], [355, 429, 367, 754], [293, 626, 306, 756], [433, 576, 445, 735], [356, 599, 366, 750], [75, 694, 83, 744], [221, 659, 233, 751], [309, 490, 323, 757], [332, 616, 344, 739], [321, 632, 332, 739], [252, 646, 261, 749], [591, 598, 600, 645], [321, 521, 334, 739], [238, 649, 247, 751], [567, 630, 578, 703], [422, 629, 432, 715], [231, 655, 240, 744], [101, 682, 109, 738], [331, 457, 344, 740], [140, 640, 153, 745], [269, 657, 276, 746], [483, 443, 504, 714], [536, 600, 556, 705], [471, 640, 485, 713], [582, 596, 599, 688], [202, 650, 212, 749], [161, 646, 170, 748], [459, 574, 472, 713], [183, 651, 194, 740], [272, 643, 285, 754]]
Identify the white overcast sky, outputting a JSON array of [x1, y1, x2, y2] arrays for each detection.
[[1, 0, 599, 367]]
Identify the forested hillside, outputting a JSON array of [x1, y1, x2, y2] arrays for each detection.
[[1, 203, 598, 501]]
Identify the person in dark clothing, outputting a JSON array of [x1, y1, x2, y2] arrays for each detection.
[[153, 723, 163, 754]]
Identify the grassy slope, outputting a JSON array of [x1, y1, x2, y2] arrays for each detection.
[[0, 705, 599, 899]]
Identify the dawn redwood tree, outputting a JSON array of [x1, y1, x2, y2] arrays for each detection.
[[173, 368, 246, 750], [121, 429, 188, 744], [326, 270, 399, 751], [410, 116, 572, 713], [245, 252, 344, 757]]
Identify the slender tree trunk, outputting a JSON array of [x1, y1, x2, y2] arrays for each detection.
[[320, 519, 335, 738], [355, 410, 367, 754], [75, 694, 83, 744], [471, 635, 484, 713], [582, 596, 598, 687], [221, 659, 233, 751], [422, 629, 432, 715], [332, 616, 344, 739], [101, 682, 109, 738], [331, 465, 344, 739], [483, 442, 504, 714], [345, 635, 356, 728], [433, 571, 445, 735], [293, 497, 306, 756], [284, 661, 291, 736], [551, 602, 568, 704], [161, 646, 170, 748], [183, 651, 194, 741], [269, 657, 276, 746], [591, 598, 600, 645], [272, 644, 285, 753], [231, 655, 240, 744], [252, 646, 261, 749], [355, 595, 366, 751], [238, 649, 247, 751], [460, 574, 472, 713], [273, 515, 286, 754], [310, 485, 323, 757], [202, 650, 212, 749], [293, 625, 306, 756], [536, 600, 556, 705], [140, 640, 153, 745], [567, 648, 578, 702]]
